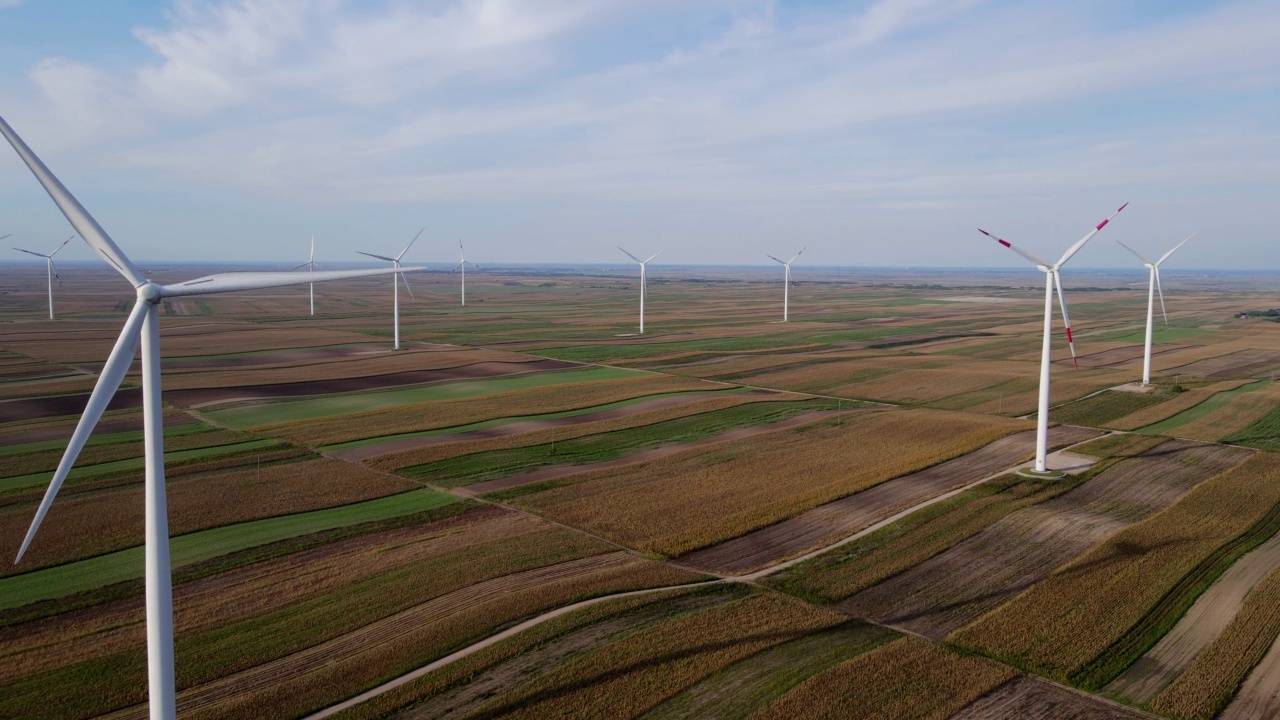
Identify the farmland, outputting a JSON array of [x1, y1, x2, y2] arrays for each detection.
[[7, 264, 1280, 719]]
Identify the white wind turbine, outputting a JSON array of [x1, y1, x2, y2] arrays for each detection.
[[0, 116, 424, 720], [617, 246, 662, 334], [1116, 233, 1194, 386], [452, 239, 479, 306], [291, 235, 317, 315], [13, 234, 73, 319], [979, 202, 1127, 474], [356, 229, 423, 350], [767, 246, 805, 322]]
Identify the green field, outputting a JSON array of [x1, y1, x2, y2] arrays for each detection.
[[1140, 380, 1269, 435]]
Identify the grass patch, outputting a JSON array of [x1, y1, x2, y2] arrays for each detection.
[[1053, 390, 1170, 428], [1139, 380, 1269, 436], [1224, 394, 1280, 452]]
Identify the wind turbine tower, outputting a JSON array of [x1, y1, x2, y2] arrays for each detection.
[[291, 235, 317, 315], [13, 235, 72, 319], [357, 229, 423, 350], [979, 202, 1127, 474], [617, 246, 662, 334], [767, 246, 805, 322], [453, 239, 479, 306], [1117, 233, 1194, 385], [0, 115, 424, 720]]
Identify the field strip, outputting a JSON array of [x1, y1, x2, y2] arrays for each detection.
[[1105, 529, 1280, 703], [1220, 626, 1280, 720], [0, 386, 143, 424], [98, 553, 653, 720], [950, 676, 1156, 719], [0, 489, 458, 611], [462, 409, 843, 495], [678, 426, 1098, 575], [1138, 380, 1269, 436], [324, 388, 766, 459], [207, 365, 644, 429]]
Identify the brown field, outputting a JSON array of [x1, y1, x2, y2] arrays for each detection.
[[1, 426, 251, 479], [271, 374, 718, 445], [0, 385, 144, 423], [1172, 348, 1280, 378], [509, 408, 1025, 558], [356, 390, 782, 465], [750, 636, 1014, 720], [951, 676, 1149, 719], [0, 457, 414, 573], [1169, 381, 1280, 441], [0, 409, 194, 446], [843, 440, 1249, 639], [679, 425, 1092, 575], [1106, 379, 1249, 431], [1152, 564, 1280, 720], [953, 450, 1275, 681]]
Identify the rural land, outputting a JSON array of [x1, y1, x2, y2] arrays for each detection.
[[5, 262, 1280, 719]]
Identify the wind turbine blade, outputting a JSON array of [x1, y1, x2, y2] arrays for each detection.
[[766, 254, 787, 266], [1155, 268, 1168, 325], [49, 258, 61, 286], [399, 266, 416, 299], [0, 233, 9, 241], [451, 261, 464, 273], [978, 229, 1052, 267], [644, 250, 664, 264], [15, 301, 146, 563], [14, 247, 47, 259], [49, 235, 73, 257], [1055, 202, 1128, 268], [1115, 239, 1153, 265], [617, 246, 642, 263], [790, 246, 807, 263], [0, 116, 145, 287], [1052, 270, 1079, 369], [356, 251, 397, 262], [310, 235, 315, 263], [1157, 232, 1195, 266], [158, 267, 426, 298], [396, 227, 425, 262], [289, 262, 310, 271]]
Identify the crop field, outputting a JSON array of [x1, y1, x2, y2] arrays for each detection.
[[10, 265, 1280, 719]]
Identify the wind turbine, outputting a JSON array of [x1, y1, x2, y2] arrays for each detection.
[[291, 235, 316, 315], [767, 246, 805, 322], [13, 235, 73, 319], [0, 116, 424, 720], [1116, 233, 1194, 386], [979, 202, 1127, 474], [617, 247, 662, 334], [451, 239, 479, 306], [356, 229, 423, 350]]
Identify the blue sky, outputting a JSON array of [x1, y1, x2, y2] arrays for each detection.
[[0, 0, 1277, 269]]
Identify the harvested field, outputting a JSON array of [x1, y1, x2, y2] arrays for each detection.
[[0, 425, 247, 479], [269, 374, 717, 446], [166, 359, 578, 408], [842, 440, 1249, 640], [507, 408, 1025, 557], [1164, 381, 1280, 441], [1062, 344, 1187, 369], [955, 450, 1276, 686], [1109, 379, 1249, 431], [750, 636, 1015, 720], [1223, 398, 1280, 453], [950, 676, 1148, 719], [0, 409, 195, 446], [0, 457, 415, 574], [467, 408, 839, 495], [1107, 518, 1280, 703], [1173, 348, 1280, 378], [159, 342, 467, 371], [0, 386, 143, 423], [1156, 564, 1280, 720], [1053, 389, 1172, 428], [680, 425, 1092, 575], [337, 389, 775, 462]]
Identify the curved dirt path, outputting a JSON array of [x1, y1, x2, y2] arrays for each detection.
[[332, 390, 776, 461], [459, 409, 842, 495], [1106, 530, 1280, 703]]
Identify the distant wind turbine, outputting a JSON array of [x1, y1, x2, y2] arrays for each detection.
[[618, 246, 662, 334], [0, 115, 424, 720], [357, 229, 423, 350], [451, 239, 479, 306], [291, 235, 317, 315], [767, 246, 805, 322], [13, 235, 73, 319], [980, 202, 1127, 474], [1116, 233, 1194, 385]]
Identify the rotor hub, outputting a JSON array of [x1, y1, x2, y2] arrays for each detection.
[[138, 282, 162, 304]]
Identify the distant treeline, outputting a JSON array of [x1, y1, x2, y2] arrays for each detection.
[[1239, 309, 1280, 321]]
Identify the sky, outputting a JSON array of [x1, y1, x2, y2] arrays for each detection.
[[0, 0, 1277, 269]]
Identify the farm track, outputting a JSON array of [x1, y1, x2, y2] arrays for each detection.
[[332, 389, 777, 461], [678, 426, 1098, 575], [1106, 515, 1280, 702], [462, 409, 841, 495], [950, 676, 1154, 719], [100, 553, 639, 720], [840, 440, 1250, 639]]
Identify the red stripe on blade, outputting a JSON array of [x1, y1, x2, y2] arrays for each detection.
[[1096, 219, 1109, 230], [999, 239, 1011, 247]]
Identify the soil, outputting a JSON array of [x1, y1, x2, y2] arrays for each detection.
[[951, 676, 1151, 719]]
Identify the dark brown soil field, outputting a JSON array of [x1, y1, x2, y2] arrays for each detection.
[[678, 426, 1098, 575], [0, 387, 144, 423], [1057, 344, 1189, 368], [159, 343, 406, 370], [841, 440, 1250, 639], [950, 676, 1150, 719], [1173, 349, 1280, 378]]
